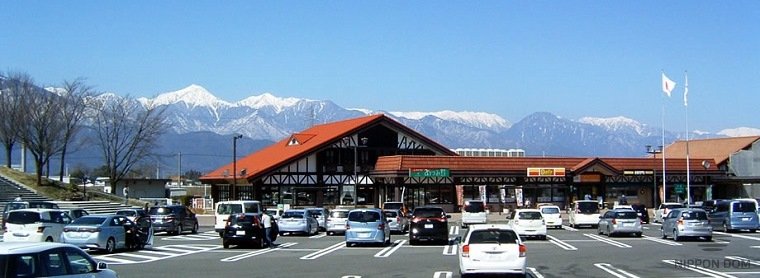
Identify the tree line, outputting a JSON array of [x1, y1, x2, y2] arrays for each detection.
[[0, 71, 169, 193]]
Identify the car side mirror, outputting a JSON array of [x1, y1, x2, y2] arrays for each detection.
[[446, 215, 452, 219], [97, 261, 109, 270], [599, 216, 603, 219]]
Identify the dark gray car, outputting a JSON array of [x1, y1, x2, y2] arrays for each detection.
[[148, 205, 199, 235]]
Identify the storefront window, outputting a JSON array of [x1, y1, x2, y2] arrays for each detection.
[[551, 186, 566, 202], [463, 185, 478, 200], [425, 185, 454, 204], [537, 185, 552, 203], [261, 186, 280, 206], [341, 185, 355, 205], [323, 186, 339, 205], [357, 185, 374, 205]]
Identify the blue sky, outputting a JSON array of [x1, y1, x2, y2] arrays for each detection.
[[2, 1, 758, 133]]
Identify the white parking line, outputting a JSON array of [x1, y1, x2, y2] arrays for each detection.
[[300, 241, 345, 260], [546, 235, 578, 251], [221, 242, 298, 262], [528, 267, 545, 278], [374, 240, 406, 258], [449, 226, 459, 235], [593, 263, 640, 278], [713, 231, 760, 242], [584, 234, 632, 248], [642, 235, 682, 246], [442, 243, 457, 256], [562, 225, 578, 232], [432, 271, 452, 278], [662, 259, 737, 278], [93, 244, 221, 265], [309, 234, 327, 239]]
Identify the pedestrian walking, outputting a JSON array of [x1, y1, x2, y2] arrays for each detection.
[[14, 194, 22, 201], [261, 209, 275, 248], [584, 193, 592, 200]]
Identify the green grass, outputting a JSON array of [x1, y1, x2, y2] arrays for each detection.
[[0, 167, 138, 205]]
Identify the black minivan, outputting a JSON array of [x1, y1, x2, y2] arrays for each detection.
[[149, 205, 199, 235], [408, 207, 451, 245]]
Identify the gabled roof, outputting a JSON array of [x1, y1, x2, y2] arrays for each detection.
[[660, 136, 760, 165], [201, 114, 456, 183]]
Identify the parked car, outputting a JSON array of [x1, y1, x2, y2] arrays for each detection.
[[115, 208, 147, 223], [214, 200, 262, 237], [661, 208, 712, 241], [708, 199, 758, 232], [62, 214, 154, 253], [3, 209, 72, 243], [461, 200, 487, 228], [383, 209, 409, 233], [597, 209, 642, 237], [382, 201, 410, 217], [0, 242, 118, 277], [2, 201, 60, 229], [568, 200, 600, 228], [409, 206, 451, 245], [630, 204, 650, 224], [507, 209, 547, 240], [277, 209, 319, 236], [539, 205, 563, 229], [326, 208, 350, 236], [345, 208, 391, 247], [62, 208, 90, 220], [655, 202, 684, 223], [222, 213, 278, 249], [702, 199, 729, 212], [457, 224, 527, 277], [305, 207, 330, 231], [148, 205, 199, 235], [265, 207, 284, 220]]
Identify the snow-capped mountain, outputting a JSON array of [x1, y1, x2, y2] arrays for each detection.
[[578, 116, 651, 136], [718, 127, 760, 137]]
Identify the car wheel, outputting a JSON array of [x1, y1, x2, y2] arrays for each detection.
[[636, 232, 642, 237], [661, 228, 667, 239], [409, 238, 417, 245], [223, 240, 230, 249], [45, 237, 54, 242], [192, 223, 198, 234], [256, 238, 264, 249], [705, 236, 712, 242], [673, 229, 680, 242], [327, 231, 333, 236], [607, 227, 612, 237], [723, 222, 730, 233], [218, 232, 224, 238], [597, 226, 603, 235], [345, 242, 351, 247], [105, 238, 116, 254], [176, 224, 183, 235], [750, 229, 756, 233]]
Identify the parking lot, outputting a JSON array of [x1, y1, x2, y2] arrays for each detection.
[[69, 213, 759, 278]]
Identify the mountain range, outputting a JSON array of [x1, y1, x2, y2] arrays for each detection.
[[39, 85, 760, 174]]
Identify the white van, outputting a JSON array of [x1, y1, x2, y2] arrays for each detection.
[[461, 200, 487, 228], [214, 201, 262, 236], [4, 209, 72, 242], [568, 200, 601, 228]]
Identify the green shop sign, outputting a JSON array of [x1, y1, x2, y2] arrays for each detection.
[[409, 168, 450, 178]]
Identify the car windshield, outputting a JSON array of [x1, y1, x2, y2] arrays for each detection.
[[518, 211, 543, 220], [464, 201, 485, 213], [615, 211, 638, 219], [282, 211, 304, 219], [72, 217, 107, 225], [541, 207, 560, 214], [384, 211, 398, 218], [383, 203, 402, 210], [29, 202, 58, 209], [217, 204, 243, 214], [5, 203, 27, 211], [243, 203, 260, 214], [149, 207, 178, 215], [348, 211, 381, 222], [116, 211, 136, 216], [7, 211, 41, 224], [663, 204, 684, 209], [413, 208, 445, 218], [330, 211, 348, 218], [468, 229, 518, 244], [308, 210, 323, 217], [733, 202, 756, 213], [230, 214, 257, 224], [577, 202, 599, 213], [681, 211, 708, 220]]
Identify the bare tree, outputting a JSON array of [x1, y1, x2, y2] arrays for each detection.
[[16, 80, 69, 186], [0, 72, 31, 168], [92, 95, 168, 193], [55, 79, 93, 182]]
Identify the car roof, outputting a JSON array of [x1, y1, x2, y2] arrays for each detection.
[[0, 242, 78, 254], [514, 209, 541, 212], [539, 205, 560, 209], [467, 224, 514, 231], [9, 208, 63, 213]]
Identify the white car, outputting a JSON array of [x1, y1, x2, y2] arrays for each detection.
[[539, 205, 563, 228], [461, 200, 488, 228], [507, 209, 547, 240], [458, 224, 527, 276], [655, 203, 685, 223], [568, 200, 601, 228], [3, 209, 72, 243], [0, 242, 118, 277]]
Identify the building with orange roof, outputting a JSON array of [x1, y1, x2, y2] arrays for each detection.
[[201, 114, 758, 212]]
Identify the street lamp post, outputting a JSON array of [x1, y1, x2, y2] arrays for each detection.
[[232, 134, 243, 201], [348, 137, 368, 206], [646, 145, 663, 209]]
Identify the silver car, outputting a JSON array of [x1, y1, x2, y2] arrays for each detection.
[[383, 209, 409, 233], [305, 208, 329, 231], [277, 210, 319, 236], [597, 209, 642, 237], [661, 208, 712, 241], [326, 209, 350, 235], [62, 215, 153, 253]]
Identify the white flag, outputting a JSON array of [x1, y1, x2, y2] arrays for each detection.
[[684, 73, 688, 106], [662, 73, 676, 97]]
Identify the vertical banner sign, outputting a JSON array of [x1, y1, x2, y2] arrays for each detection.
[[515, 188, 524, 207], [500, 188, 506, 204], [479, 185, 487, 204]]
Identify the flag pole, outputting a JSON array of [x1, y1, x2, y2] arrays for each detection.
[[684, 71, 690, 205], [661, 98, 667, 203]]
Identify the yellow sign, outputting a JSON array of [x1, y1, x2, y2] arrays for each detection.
[[527, 167, 566, 177]]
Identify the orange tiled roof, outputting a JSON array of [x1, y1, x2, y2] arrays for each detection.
[[660, 136, 760, 165], [201, 114, 456, 182]]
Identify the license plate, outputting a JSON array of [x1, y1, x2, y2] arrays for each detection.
[[487, 254, 503, 261], [743, 218, 751, 221], [424, 224, 433, 229], [623, 223, 633, 227], [358, 232, 371, 238], [13, 232, 28, 237], [236, 231, 246, 235]]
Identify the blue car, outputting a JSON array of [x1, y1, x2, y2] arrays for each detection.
[[708, 199, 758, 232], [345, 208, 391, 247]]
